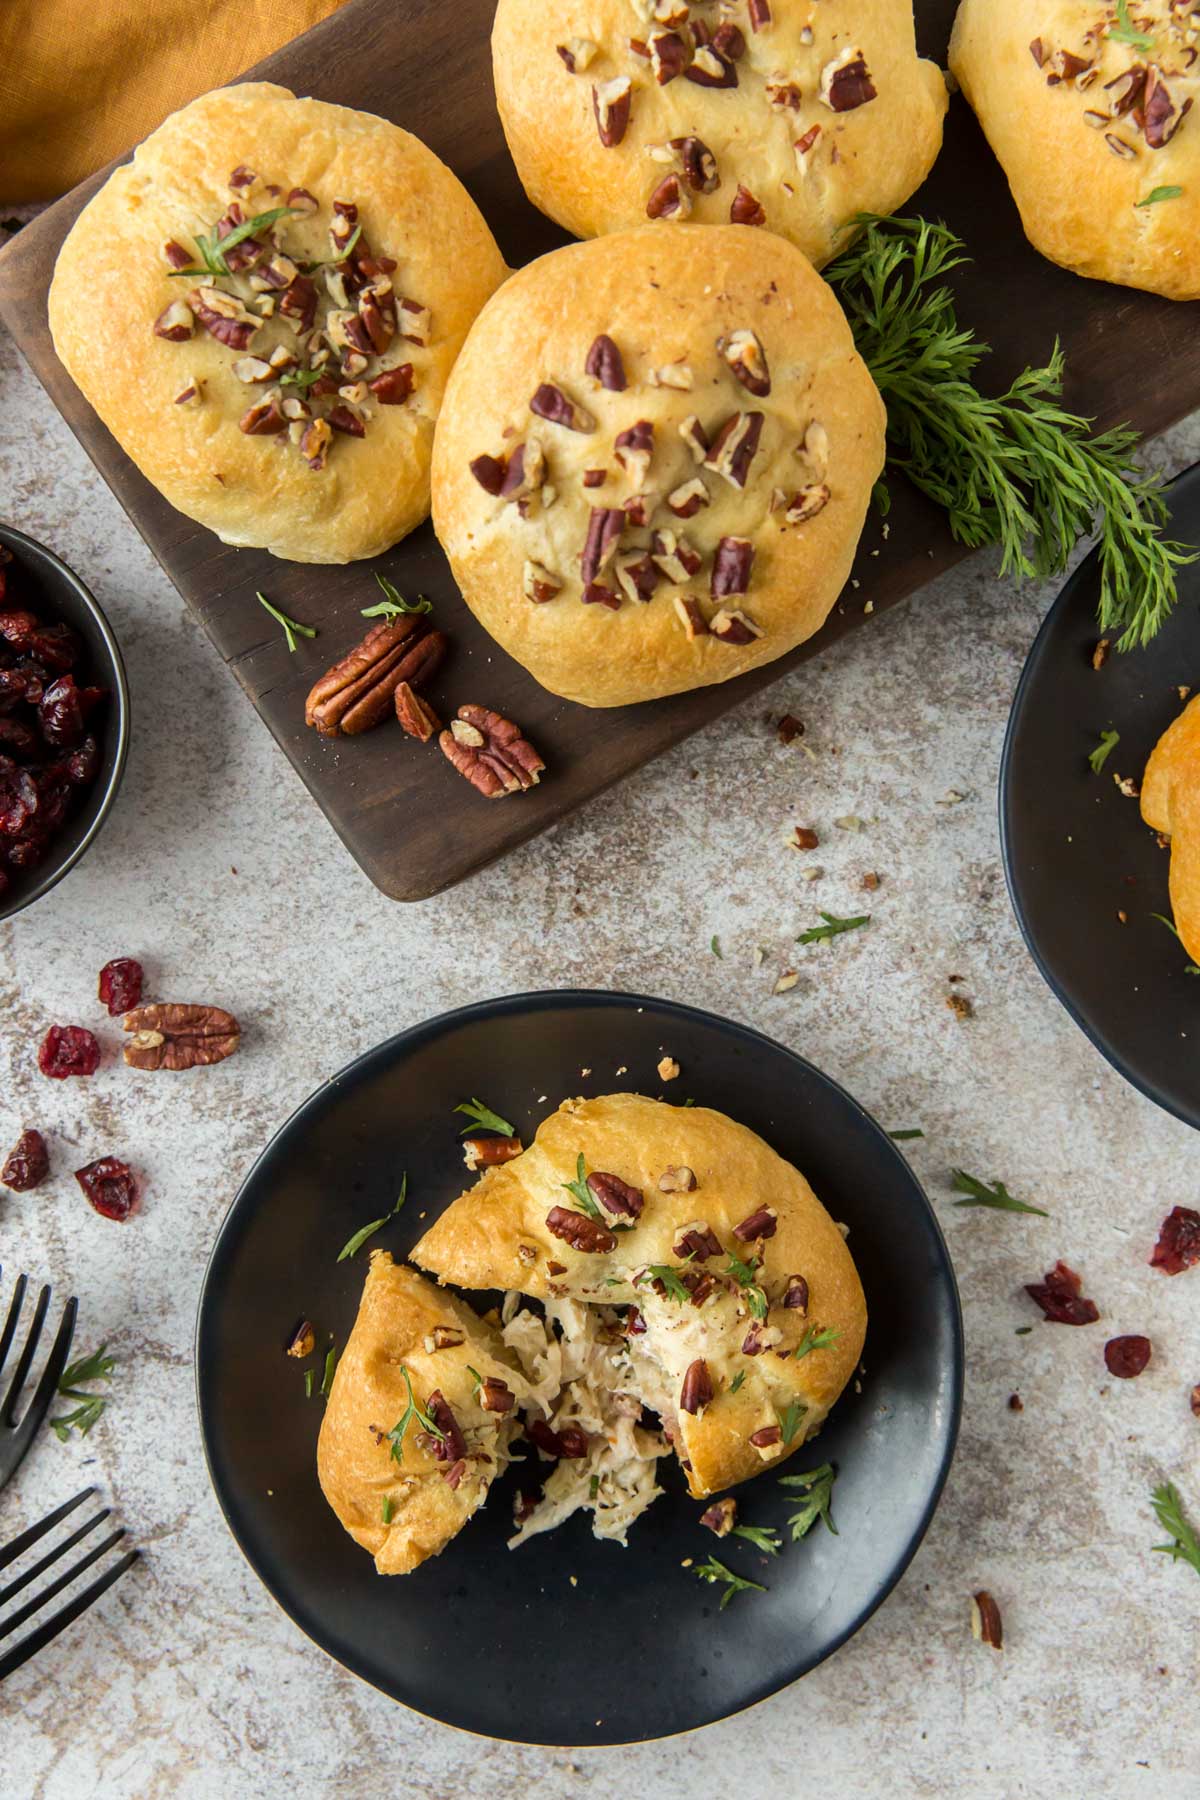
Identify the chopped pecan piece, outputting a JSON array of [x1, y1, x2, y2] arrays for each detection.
[[650, 30, 688, 84], [501, 440, 545, 501], [785, 484, 830, 524], [749, 1424, 782, 1450], [327, 403, 365, 438], [659, 1166, 698, 1195], [614, 420, 655, 485], [741, 1321, 782, 1355], [425, 1390, 467, 1463], [651, 529, 702, 583], [667, 477, 709, 518], [794, 125, 822, 167], [733, 1205, 778, 1242], [615, 552, 661, 604], [679, 415, 710, 462], [523, 560, 563, 604], [479, 1376, 515, 1414], [586, 333, 627, 392], [1105, 66, 1147, 116], [583, 582, 621, 610], [671, 135, 720, 193], [239, 398, 287, 436], [123, 1003, 240, 1071], [680, 1359, 713, 1415], [674, 1222, 722, 1261], [712, 22, 745, 60], [299, 418, 332, 471], [686, 44, 737, 87], [730, 185, 766, 226], [370, 365, 414, 405], [232, 354, 274, 384], [531, 384, 594, 433], [593, 76, 633, 147], [782, 1274, 810, 1311], [463, 1133, 523, 1170], [719, 329, 770, 397], [674, 596, 708, 639], [700, 1497, 737, 1536], [587, 1170, 644, 1219], [470, 453, 508, 495], [163, 239, 192, 269], [286, 186, 319, 214], [622, 492, 656, 529], [1143, 66, 1191, 148], [440, 704, 544, 798], [431, 1326, 465, 1350], [557, 38, 598, 74], [153, 300, 195, 341], [395, 681, 441, 744], [971, 1591, 1002, 1650], [821, 48, 877, 112], [748, 0, 771, 27], [647, 173, 692, 219], [705, 411, 763, 488], [711, 537, 754, 599], [581, 507, 626, 582], [545, 1204, 617, 1253], [190, 286, 258, 350], [285, 1318, 316, 1358]]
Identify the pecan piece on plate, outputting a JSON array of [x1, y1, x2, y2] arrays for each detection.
[[545, 1204, 617, 1254], [463, 1134, 524, 1170], [395, 681, 441, 743], [305, 618, 445, 737], [700, 1497, 737, 1536], [439, 705, 544, 799], [122, 1003, 240, 1071]]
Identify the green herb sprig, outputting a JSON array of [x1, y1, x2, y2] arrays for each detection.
[[889, 1128, 925, 1142], [780, 1463, 838, 1540], [793, 1325, 840, 1361], [950, 1169, 1049, 1217], [637, 1263, 693, 1304], [51, 1344, 116, 1441], [826, 215, 1197, 650], [256, 591, 316, 653], [797, 911, 871, 946], [724, 1251, 768, 1321], [363, 573, 434, 621], [1088, 730, 1120, 774], [1151, 1481, 1200, 1578], [732, 1523, 782, 1556], [780, 1400, 807, 1447], [1151, 913, 1200, 975], [1137, 186, 1183, 209], [693, 1556, 767, 1609], [381, 1494, 394, 1525], [320, 1339, 339, 1399], [168, 205, 303, 278], [562, 1152, 603, 1221], [1109, 0, 1155, 50], [388, 1366, 444, 1462], [337, 1173, 408, 1262], [454, 1097, 514, 1138]]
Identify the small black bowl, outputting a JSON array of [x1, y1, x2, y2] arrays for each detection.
[[0, 524, 129, 920]]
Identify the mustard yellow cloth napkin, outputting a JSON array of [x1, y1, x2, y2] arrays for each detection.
[[0, 0, 349, 203]]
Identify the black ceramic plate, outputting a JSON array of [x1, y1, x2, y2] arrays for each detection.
[[195, 991, 962, 1746], [1001, 462, 1200, 1132]]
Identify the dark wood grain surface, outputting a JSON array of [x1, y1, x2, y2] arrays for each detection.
[[1, 0, 1197, 900]]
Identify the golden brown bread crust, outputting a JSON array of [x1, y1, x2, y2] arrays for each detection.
[[316, 1254, 520, 1575], [1142, 693, 1200, 963], [412, 1093, 867, 1498], [492, 0, 947, 268], [48, 83, 507, 563], [430, 224, 886, 707], [951, 2, 1200, 300]]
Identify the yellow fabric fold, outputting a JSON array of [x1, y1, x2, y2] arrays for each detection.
[[0, 0, 349, 203]]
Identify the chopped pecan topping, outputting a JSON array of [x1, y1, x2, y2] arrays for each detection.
[[782, 1273, 810, 1312], [647, 172, 692, 219], [674, 1222, 722, 1260], [749, 1423, 782, 1450], [431, 1326, 465, 1350], [123, 1003, 240, 1071], [531, 383, 595, 433], [545, 1203, 617, 1253], [679, 415, 710, 462], [730, 185, 766, 226], [671, 134, 720, 193], [820, 48, 877, 112], [470, 452, 508, 496], [583, 469, 607, 488], [440, 704, 544, 798], [239, 397, 287, 436], [971, 1591, 1002, 1650], [286, 185, 319, 214], [798, 420, 829, 481], [651, 529, 702, 583], [587, 1170, 644, 1219], [397, 298, 431, 346], [712, 23, 745, 60], [593, 76, 633, 147], [649, 361, 694, 390], [306, 617, 444, 737], [711, 536, 754, 599], [523, 560, 563, 604], [585, 333, 627, 391], [557, 37, 598, 74], [153, 300, 195, 341], [425, 1390, 467, 1463], [719, 329, 770, 398], [327, 403, 365, 438], [583, 581, 621, 609], [705, 411, 763, 488], [615, 420, 655, 485], [658, 1162, 699, 1196], [164, 239, 192, 268], [686, 44, 737, 87], [1105, 133, 1136, 159], [733, 1205, 778, 1242], [748, 0, 771, 27], [299, 418, 332, 470], [615, 552, 661, 604], [784, 484, 831, 525], [680, 1359, 713, 1415], [395, 681, 441, 743], [794, 124, 822, 168], [667, 477, 709, 518], [650, 30, 688, 83], [285, 1318, 316, 1358], [278, 274, 318, 333], [1029, 37, 1046, 68], [1144, 66, 1191, 148], [581, 507, 626, 582], [232, 355, 274, 383], [369, 364, 414, 405], [501, 440, 546, 502], [768, 77, 804, 110], [700, 1497, 737, 1536], [478, 1376, 516, 1414], [190, 286, 259, 350], [791, 826, 819, 849], [463, 1133, 523, 1170], [741, 1321, 783, 1355], [674, 596, 708, 639]]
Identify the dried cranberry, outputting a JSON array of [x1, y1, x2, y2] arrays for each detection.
[[525, 1418, 589, 1460], [1104, 1335, 1151, 1379], [0, 609, 38, 646], [24, 622, 80, 674], [38, 1024, 100, 1079], [0, 767, 37, 834], [98, 957, 144, 1015], [60, 735, 99, 785], [0, 716, 37, 756], [1, 1128, 49, 1191], [1150, 1206, 1200, 1277], [75, 1156, 138, 1220], [1025, 1260, 1100, 1325], [39, 675, 84, 747], [5, 833, 49, 870]]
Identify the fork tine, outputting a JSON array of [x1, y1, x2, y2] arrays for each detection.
[[0, 1284, 49, 1427], [0, 1488, 94, 1574], [0, 1505, 110, 1607], [0, 1547, 138, 1682], [0, 1295, 77, 1480], [0, 1275, 28, 1380], [0, 1525, 127, 1643]]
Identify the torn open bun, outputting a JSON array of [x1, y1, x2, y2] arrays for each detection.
[[413, 1093, 867, 1498]]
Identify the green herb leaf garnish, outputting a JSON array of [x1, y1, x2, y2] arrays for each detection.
[[1088, 729, 1120, 773], [889, 1128, 925, 1141], [797, 911, 871, 946], [388, 1366, 443, 1461], [362, 573, 434, 621], [729, 1369, 746, 1394], [304, 1368, 315, 1398], [826, 215, 1197, 650], [693, 1556, 767, 1609], [562, 1152, 603, 1221], [637, 1263, 693, 1304], [1151, 1481, 1200, 1578], [279, 366, 330, 389], [780, 1400, 807, 1447], [50, 1344, 116, 1441], [793, 1325, 840, 1361], [256, 591, 316, 654], [1136, 186, 1183, 208], [780, 1463, 838, 1539], [711, 935, 723, 958], [336, 1173, 408, 1262], [950, 1168, 1049, 1216], [724, 1251, 768, 1320], [169, 205, 303, 278], [589, 1473, 600, 1501], [1151, 913, 1200, 974], [454, 1097, 515, 1138], [1109, 0, 1155, 50], [732, 1523, 782, 1556], [381, 1494, 394, 1524], [320, 1339, 339, 1399]]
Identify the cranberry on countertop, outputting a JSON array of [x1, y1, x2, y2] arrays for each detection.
[[1025, 1260, 1100, 1325], [98, 957, 144, 1016], [1150, 1206, 1200, 1277], [1, 1128, 49, 1191], [1104, 1336, 1152, 1379], [75, 1156, 138, 1221], [38, 1024, 100, 1079]]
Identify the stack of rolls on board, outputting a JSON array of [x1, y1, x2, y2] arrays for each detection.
[[491, 0, 948, 268], [950, 1, 1200, 300], [318, 1094, 867, 1573], [1142, 694, 1200, 964], [48, 83, 507, 563]]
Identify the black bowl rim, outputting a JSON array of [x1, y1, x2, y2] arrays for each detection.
[[194, 986, 965, 1744], [997, 460, 1200, 1133], [0, 521, 130, 921]]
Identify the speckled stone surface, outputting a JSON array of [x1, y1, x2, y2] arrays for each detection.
[[2, 226, 1199, 1797]]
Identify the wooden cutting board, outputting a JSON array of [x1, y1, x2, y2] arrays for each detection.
[[1, 0, 1197, 900]]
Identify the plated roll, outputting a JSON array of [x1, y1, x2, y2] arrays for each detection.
[[1142, 692, 1200, 962]]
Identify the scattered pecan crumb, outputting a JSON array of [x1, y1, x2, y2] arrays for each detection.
[[777, 713, 804, 744], [700, 1498, 737, 1537], [1190, 1385, 1200, 1418], [862, 871, 881, 891], [1093, 636, 1111, 669], [657, 1056, 680, 1081], [946, 994, 973, 1021], [790, 826, 819, 851], [970, 1591, 1003, 1650], [1008, 1393, 1023, 1412], [285, 1319, 316, 1359]]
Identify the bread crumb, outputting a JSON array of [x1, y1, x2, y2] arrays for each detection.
[[657, 1056, 680, 1081]]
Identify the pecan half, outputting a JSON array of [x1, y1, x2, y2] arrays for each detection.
[[586, 334, 627, 391], [123, 1003, 240, 1071], [395, 681, 441, 743], [306, 619, 444, 737], [719, 329, 770, 397], [463, 1134, 524, 1170], [680, 1358, 713, 1415], [821, 49, 877, 112], [440, 704, 544, 798], [593, 77, 633, 147], [615, 552, 661, 604], [546, 1204, 617, 1253], [587, 1170, 644, 1219]]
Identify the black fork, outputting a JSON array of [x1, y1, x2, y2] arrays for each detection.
[[0, 1487, 138, 1680], [0, 1268, 78, 1494]]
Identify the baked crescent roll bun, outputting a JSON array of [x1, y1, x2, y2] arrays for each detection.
[[431, 225, 886, 707], [413, 1093, 867, 1499], [491, 0, 947, 268], [317, 1253, 523, 1575], [950, 2, 1200, 299], [48, 83, 507, 563], [1142, 693, 1200, 963]]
